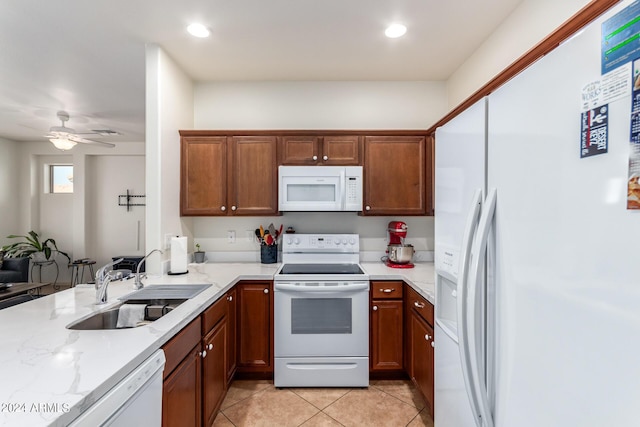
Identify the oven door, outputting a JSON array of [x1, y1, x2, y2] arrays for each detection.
[[274, 281, 369, 357]]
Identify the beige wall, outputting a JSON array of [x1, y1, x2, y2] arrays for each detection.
[[447, 0, 592, 109], [11, 141, 145, 283], [195, 81, 448, 130], [0, 137, 19, 248], [189, 81, 447, 255], [145, 45, 194, 273]]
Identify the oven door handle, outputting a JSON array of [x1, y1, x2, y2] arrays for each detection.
[[274, 282, 369, 292]]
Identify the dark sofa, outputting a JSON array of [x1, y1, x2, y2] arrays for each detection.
[[0, 258, 29, 283]]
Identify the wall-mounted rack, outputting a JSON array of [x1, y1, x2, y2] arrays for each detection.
[[118, 189, 146, 211]]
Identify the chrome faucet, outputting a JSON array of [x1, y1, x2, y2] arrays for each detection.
[[95, 258, 123, 305], [134, 249, 163, 290]]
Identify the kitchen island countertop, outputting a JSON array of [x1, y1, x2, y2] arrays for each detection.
[[0, 261, 433, 426]]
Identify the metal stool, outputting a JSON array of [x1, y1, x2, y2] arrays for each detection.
[[68, 260, 96, 287]]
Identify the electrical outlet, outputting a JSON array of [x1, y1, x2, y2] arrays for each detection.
[[227, 230, 236, 244]]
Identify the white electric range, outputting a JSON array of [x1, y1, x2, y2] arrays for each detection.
[[273, 234, 369, 387]]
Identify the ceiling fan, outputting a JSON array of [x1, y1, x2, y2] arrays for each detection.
[[46, 110, 116, 150]]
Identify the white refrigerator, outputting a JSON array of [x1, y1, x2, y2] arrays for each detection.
[[434, 1, 640, 426]]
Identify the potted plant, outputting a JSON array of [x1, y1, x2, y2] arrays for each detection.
[[194, 243, 206, 263], [2, 231, 70, 263]]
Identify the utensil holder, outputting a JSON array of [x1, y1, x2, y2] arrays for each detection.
[[260, 244, 277, 264]]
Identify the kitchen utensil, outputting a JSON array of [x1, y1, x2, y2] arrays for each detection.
[[259, 225, 265, 239], [268, 223, 277, 237], [277, 224, 283, 239]]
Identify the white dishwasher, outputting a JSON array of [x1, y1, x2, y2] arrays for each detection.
[[70, 349, 165, 426]]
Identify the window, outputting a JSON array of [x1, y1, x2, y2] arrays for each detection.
[[50, 165, 73, 193]]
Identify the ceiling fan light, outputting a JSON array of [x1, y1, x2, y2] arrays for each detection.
[[50, 138, 77, 151], [187, 23, 210, 38], [385, 23, 407, 38]]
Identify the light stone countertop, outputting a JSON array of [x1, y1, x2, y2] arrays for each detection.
[[0, 261, 433, 426]]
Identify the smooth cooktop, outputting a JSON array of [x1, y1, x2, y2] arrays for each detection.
[[279, 263, 364, 275]]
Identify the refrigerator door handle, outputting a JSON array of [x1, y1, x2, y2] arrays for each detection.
[[467, 188, 497, 427], [457, 188, 483, 424]]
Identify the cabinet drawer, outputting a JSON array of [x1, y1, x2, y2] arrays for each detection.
[[202, 294, 228, 334], [405, 285, 434, 326], [371, 281, 403, 299], [163, 316, 202, 379]]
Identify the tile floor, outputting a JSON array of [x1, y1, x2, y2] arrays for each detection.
[[214, 380, 434, 427]]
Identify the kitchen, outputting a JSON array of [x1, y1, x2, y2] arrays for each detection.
[[1, 0, 637, 426]]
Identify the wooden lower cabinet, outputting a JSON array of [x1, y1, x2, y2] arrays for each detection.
[[405, 284, 435, 415], [236, 281, 273, 374], [370, 281, 404, 373], [162, 317, 203, 427], [202, 321, 227, 426], [410, 313, 435, 411], [226, 288, 237, 384]]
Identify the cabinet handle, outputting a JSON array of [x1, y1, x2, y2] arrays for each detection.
[[231, 205, 237, 211], [365, 206, 371, 211], [263, 288, 269, 294], [425, 334, 431, 341], [227, 295, 233, 301], [431, 341, 435, 348], [372, 305, 378, 311], [220, 206, 226, 211], [312, 155, 318, 161], [381, 288, 395, 293], [414, 301, 425, 309], [323, 155, 328, 161], [199, 350, 207, 358], [207, 343, 213, 351]]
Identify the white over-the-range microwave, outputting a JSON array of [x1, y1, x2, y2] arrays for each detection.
[[278, 166, 363, 211]]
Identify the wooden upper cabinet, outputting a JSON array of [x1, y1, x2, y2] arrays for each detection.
[[229, 136, 278, 215], [181, 137, 227, 216], [279, 136, 321, 165], [279, 135, 360, 165], [180, 134, 278, 216], [322, 135, 360, 165], [363, 135, 427, 215]]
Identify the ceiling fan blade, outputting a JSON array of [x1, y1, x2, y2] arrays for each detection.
[[68, 134, 115, 148]]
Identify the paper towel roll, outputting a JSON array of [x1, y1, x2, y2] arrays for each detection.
[[170, 236, 188, 274]]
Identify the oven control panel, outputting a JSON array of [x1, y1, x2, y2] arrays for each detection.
[[282, 234, 359, 252]]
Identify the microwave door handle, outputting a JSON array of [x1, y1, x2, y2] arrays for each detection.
[[339, 170, 346, 210]]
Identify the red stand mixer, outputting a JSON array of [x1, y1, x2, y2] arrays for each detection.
[[384, 221, 415, 268]]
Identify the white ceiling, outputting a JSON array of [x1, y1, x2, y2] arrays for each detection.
[[0, 0, 522, 144]]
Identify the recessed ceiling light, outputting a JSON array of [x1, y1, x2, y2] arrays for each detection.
[[187, 23, 210, 38], [385, 23, 407, 39]]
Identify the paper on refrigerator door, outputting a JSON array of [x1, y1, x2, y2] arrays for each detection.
[[170, 236, 188, 273]]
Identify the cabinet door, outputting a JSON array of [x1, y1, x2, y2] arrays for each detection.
[[371, 300, 403, 371], [411, 313, 435, 414], [229, 136, 278, 215], [202, 321, 227, 426], [237, 282, 273, 372], [363, 136, 426, 215], [181, 136, 228, 216], [162, 345, 202, 427], [279, 136, 321, 165], [226, 288, 237, 384], [322, 135, 360, 165]]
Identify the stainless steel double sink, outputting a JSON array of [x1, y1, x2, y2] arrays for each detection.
[[67, 284, 211, 330]]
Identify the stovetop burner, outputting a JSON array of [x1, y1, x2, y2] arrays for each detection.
[[279, 263, 364, 275]]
